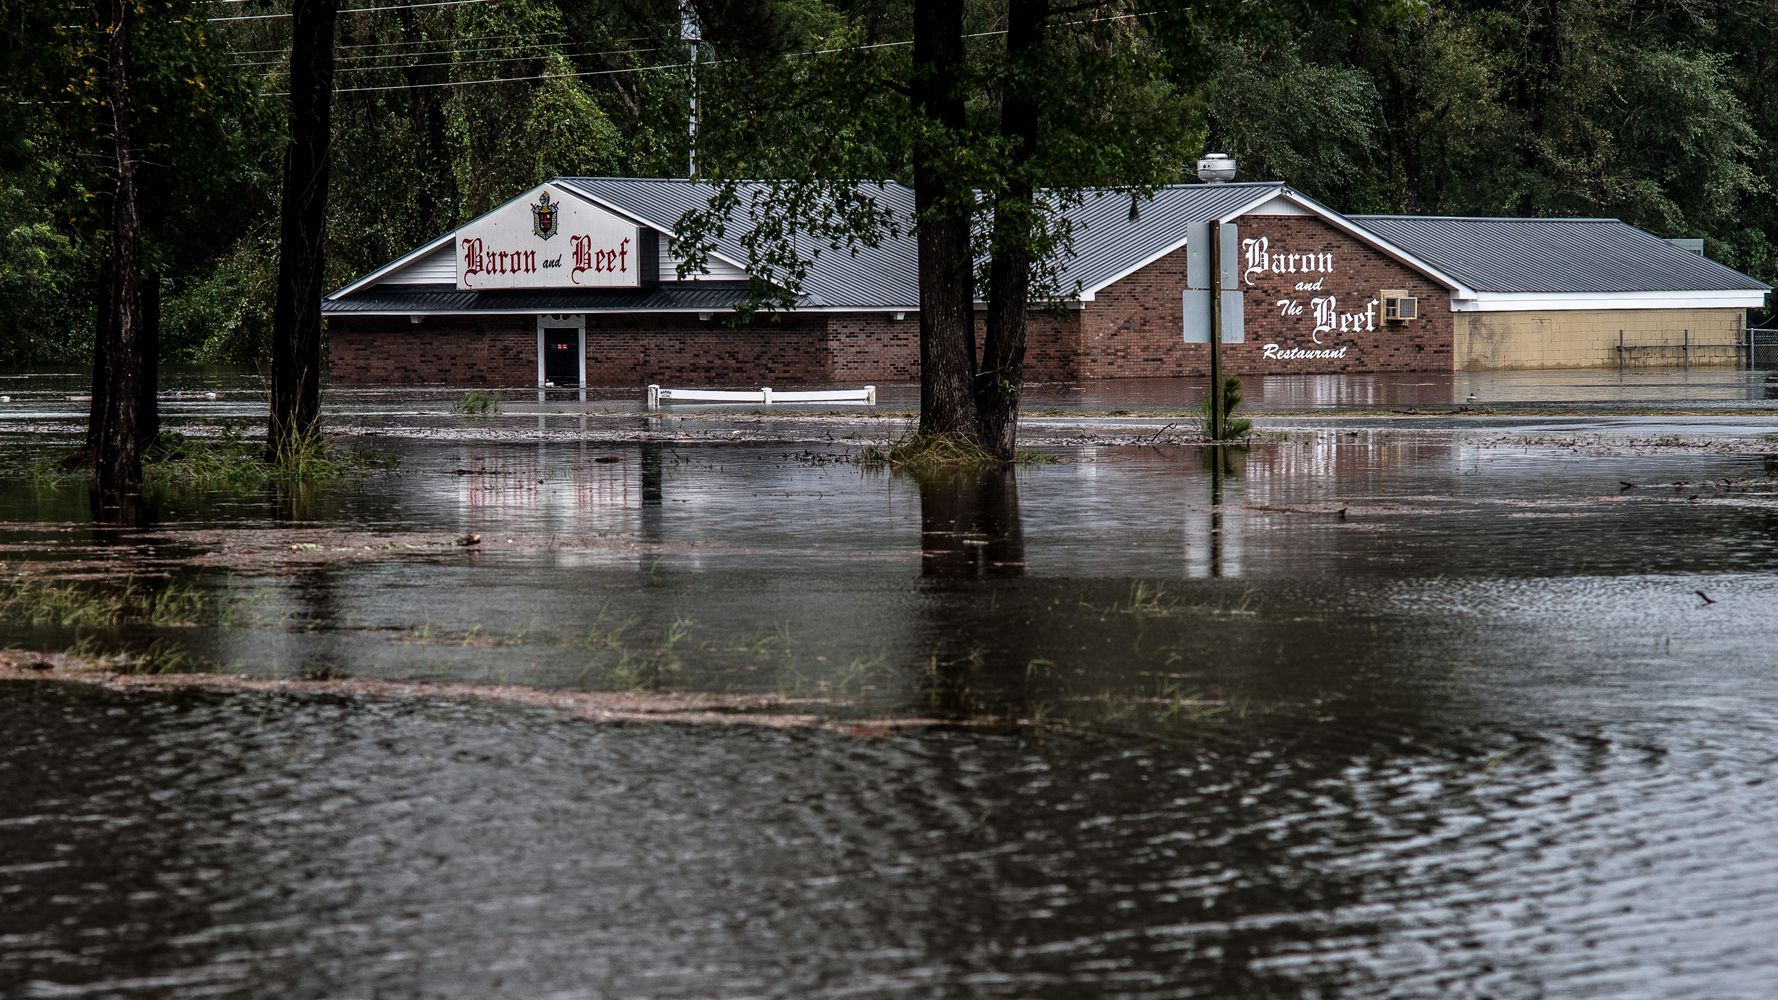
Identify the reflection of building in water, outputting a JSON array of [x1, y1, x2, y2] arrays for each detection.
[[454, 444, 638, 534], [1181, 435, 1471, 578], [1260, 374, 1385, 409], [1254, 372, 1456, 409], [1239, 433, 1462, 505]]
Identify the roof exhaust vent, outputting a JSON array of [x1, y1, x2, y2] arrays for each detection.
[[1196, 153, 1237, 184]]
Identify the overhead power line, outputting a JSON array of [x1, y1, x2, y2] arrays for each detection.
[[233, 38, 573, 67], [271, 58, 686, 95], [235, 41, 668, 72], [208, 0, 503, 23], [226, 30, 570, 57], [264, 7, 1166, 96]]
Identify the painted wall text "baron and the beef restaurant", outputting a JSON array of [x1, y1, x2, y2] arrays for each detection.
[[1242, 235, 1379, 356]]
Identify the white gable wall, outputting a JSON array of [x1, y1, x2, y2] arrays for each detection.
[[377, 243, 457, 285], [1240, 195, 1314, 216], [657, 240, 748, 282]]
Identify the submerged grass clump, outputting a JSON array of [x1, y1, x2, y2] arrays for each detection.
[[454, 390, 502, 416], [857, 432, 1055, 470], [9, 453, 74, 490], [0, 576, 208, 629], [146, 427, 396, 489], [0, 427, 397, 491]]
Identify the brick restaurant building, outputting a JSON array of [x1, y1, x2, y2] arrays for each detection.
[[322, 178, 1770, 388]]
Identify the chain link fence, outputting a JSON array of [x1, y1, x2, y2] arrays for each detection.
[[1748, 327, 1778, 370]]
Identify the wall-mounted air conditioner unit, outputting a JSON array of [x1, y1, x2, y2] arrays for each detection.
[[1383, 291, 1418, 322]]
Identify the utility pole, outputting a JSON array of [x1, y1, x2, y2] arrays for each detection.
[[682, 1, 699, 177], [1208, 220, 1225, 440]]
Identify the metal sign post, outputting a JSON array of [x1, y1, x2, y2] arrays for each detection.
[[1209, 221, 1224, 440]]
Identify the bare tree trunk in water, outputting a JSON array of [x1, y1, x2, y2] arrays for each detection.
[[270, 0, 337, 461], [911, 0, 976, 439], [974, 0, 1045, 460], [90, 0, 146, 500]]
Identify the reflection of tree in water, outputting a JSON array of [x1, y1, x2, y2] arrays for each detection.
[[916, 466, 1025, 578], [912, 466, 1035, 720], [639, 441, 664, 543], [289, 565, 345, 680], [89, 484, 155, 528]]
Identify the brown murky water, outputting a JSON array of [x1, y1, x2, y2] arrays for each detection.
[[5, 380, 1778, 997]]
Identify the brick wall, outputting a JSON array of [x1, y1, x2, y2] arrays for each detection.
[[1016, 311, 1087, 381], [828, 312, 1083, 382], [828, 314, 919, 381], [1079, 215, 1454, 376], [328, 315, 535, 386], [327, 314, 845, 387], [582, 313, 830, 385], [326, 214, 1459, 386]]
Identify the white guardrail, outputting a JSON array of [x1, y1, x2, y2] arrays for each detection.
[[646, 384, 876, 411]]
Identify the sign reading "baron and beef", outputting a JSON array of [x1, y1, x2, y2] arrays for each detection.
[[455, 184, 644, 290], [1241, 235, 1379, 360]]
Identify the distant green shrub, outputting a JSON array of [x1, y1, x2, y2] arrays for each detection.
[[455, 390, 501, 416], [1199, 376, 1253, 439]]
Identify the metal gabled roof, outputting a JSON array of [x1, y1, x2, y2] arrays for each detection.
[[1347, 215, 1771, 294], [320, 283, 813, 315], [1057, 183, 1284, 295], [328, 176, 1768, 318], [561, 179, 1286, 307], [556, 177, 920, 309]]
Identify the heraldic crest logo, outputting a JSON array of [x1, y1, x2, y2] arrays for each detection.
[[532, 191, 558, 240]]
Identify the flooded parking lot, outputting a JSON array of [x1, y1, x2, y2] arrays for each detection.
[[5, 374, 1778, 997]]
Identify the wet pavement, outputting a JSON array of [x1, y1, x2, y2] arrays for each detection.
[[5, 369, 1778, 997]]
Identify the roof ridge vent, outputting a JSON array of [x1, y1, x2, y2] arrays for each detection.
[[1196, 153, 1237, 183]]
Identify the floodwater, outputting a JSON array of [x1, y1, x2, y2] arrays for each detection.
[[12, 362, 1778, 420], [6, 375, 1778, 997]]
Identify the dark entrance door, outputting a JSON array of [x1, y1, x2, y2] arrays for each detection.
[[542, 328, 579, 387]]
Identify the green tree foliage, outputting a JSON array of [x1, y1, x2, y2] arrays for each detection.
[[2, 0, 1776, 367], [1202, 0, 1774, 298], [0, 0, 276, 367], [1206, 44, 1381, 205]]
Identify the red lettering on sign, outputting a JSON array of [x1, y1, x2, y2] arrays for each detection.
[[570, 234, 633, 284], [462, 239, 543, 286], [461, 238, 485, 286], [571, 235, 591, 283]]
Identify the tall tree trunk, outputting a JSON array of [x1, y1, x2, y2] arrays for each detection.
[[975, 0, 1045, 460], [270, 0, 337, 462], [92, 0, 146, 499], [911, 0, 975, 439], [138, 271, 159, 450]]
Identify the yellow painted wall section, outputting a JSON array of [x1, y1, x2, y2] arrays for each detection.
[[1455, 309, 1746, 370]]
